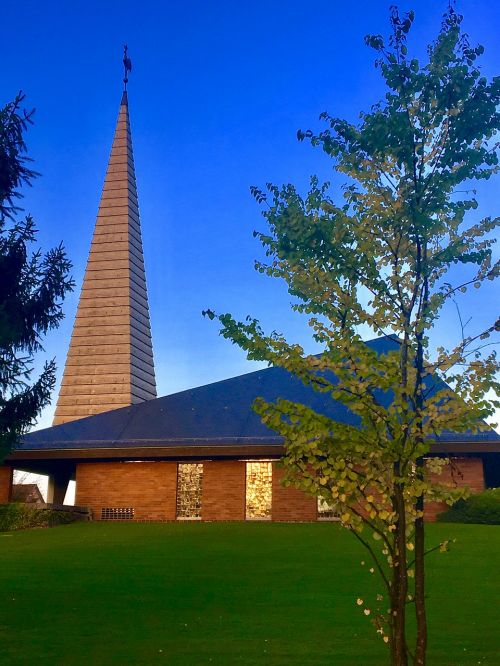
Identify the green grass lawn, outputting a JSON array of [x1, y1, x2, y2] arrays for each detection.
[[0, 522, 498, 665]]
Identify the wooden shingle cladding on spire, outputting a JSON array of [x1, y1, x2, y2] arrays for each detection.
[[53, 92, 156, 425]]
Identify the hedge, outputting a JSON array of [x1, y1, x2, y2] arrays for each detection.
[[437, 488, 500, 525], [0, 503, 78, 531]]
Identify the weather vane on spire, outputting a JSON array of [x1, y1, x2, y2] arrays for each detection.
[[123, 44, 132, 91]]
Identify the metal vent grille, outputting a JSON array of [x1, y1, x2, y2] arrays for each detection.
[[101, 507, 135, 520]]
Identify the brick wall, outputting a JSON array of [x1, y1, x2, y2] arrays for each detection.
[[425, 457, 484, 522], [0, 466, 12, 504], [73, 457, 483, 523], [272, 465, 317, 521], [76, 461, 177, 520], [202, 461, 246, 521]]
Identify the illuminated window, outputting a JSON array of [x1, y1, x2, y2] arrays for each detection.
[[317, 497, 340, 521], [246, 462, 272, 520], [176, 463, 203, 520]]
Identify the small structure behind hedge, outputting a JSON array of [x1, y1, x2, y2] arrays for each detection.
[[11, 484, 45, 506]]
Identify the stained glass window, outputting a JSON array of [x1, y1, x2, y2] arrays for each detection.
[[246, 462, 272, 520], [176, 463, 203, 519]]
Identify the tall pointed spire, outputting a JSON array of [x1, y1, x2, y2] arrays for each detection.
[[53, 72, 156, 425]]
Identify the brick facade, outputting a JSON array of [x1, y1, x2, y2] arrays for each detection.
[[272, 466, 318, 521], [0, 466, 13, 504], [425, 457, 484, 522], [202, 461, 246, 521], [72, 456, 485, 523], [76, 462, 177, 520]]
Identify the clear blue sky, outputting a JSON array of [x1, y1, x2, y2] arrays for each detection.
[[1, 0, 499, 430]]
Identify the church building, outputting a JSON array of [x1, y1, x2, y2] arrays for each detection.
[[1, 83, 499, 522]]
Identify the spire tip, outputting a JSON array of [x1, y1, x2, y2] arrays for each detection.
[[123, 44, 132, 92]]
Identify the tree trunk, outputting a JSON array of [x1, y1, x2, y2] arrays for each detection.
[[390, 587, 409, 666], [391, 484, 409, 666], [414, 477, 427, 665], [413, 264, 429, 665]]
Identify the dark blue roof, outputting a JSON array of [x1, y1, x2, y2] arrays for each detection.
[[19, 336, 500, 451]]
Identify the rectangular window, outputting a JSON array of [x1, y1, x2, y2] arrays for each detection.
[[176, 463, 203, 520], [246, 462, 272, 520], [317, 497, 340, 521]]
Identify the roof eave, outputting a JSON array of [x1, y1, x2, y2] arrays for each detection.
[[7, 437, 500, 464]]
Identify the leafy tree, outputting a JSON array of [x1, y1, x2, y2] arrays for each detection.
[[0, 93, 73, 459], [206, 6, 499, 665]]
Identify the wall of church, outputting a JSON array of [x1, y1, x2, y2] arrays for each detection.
[[75, 460, 317, 522], [76, 461, 177, 520], [0, 466, 13, 503], [272, 467, 317, 521], [73, 456, 485, 523], [202, 461, 246, 521], [424, 457, 485, 522]]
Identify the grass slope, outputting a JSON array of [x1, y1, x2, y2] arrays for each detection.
[[0, 523, 498, 665]]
